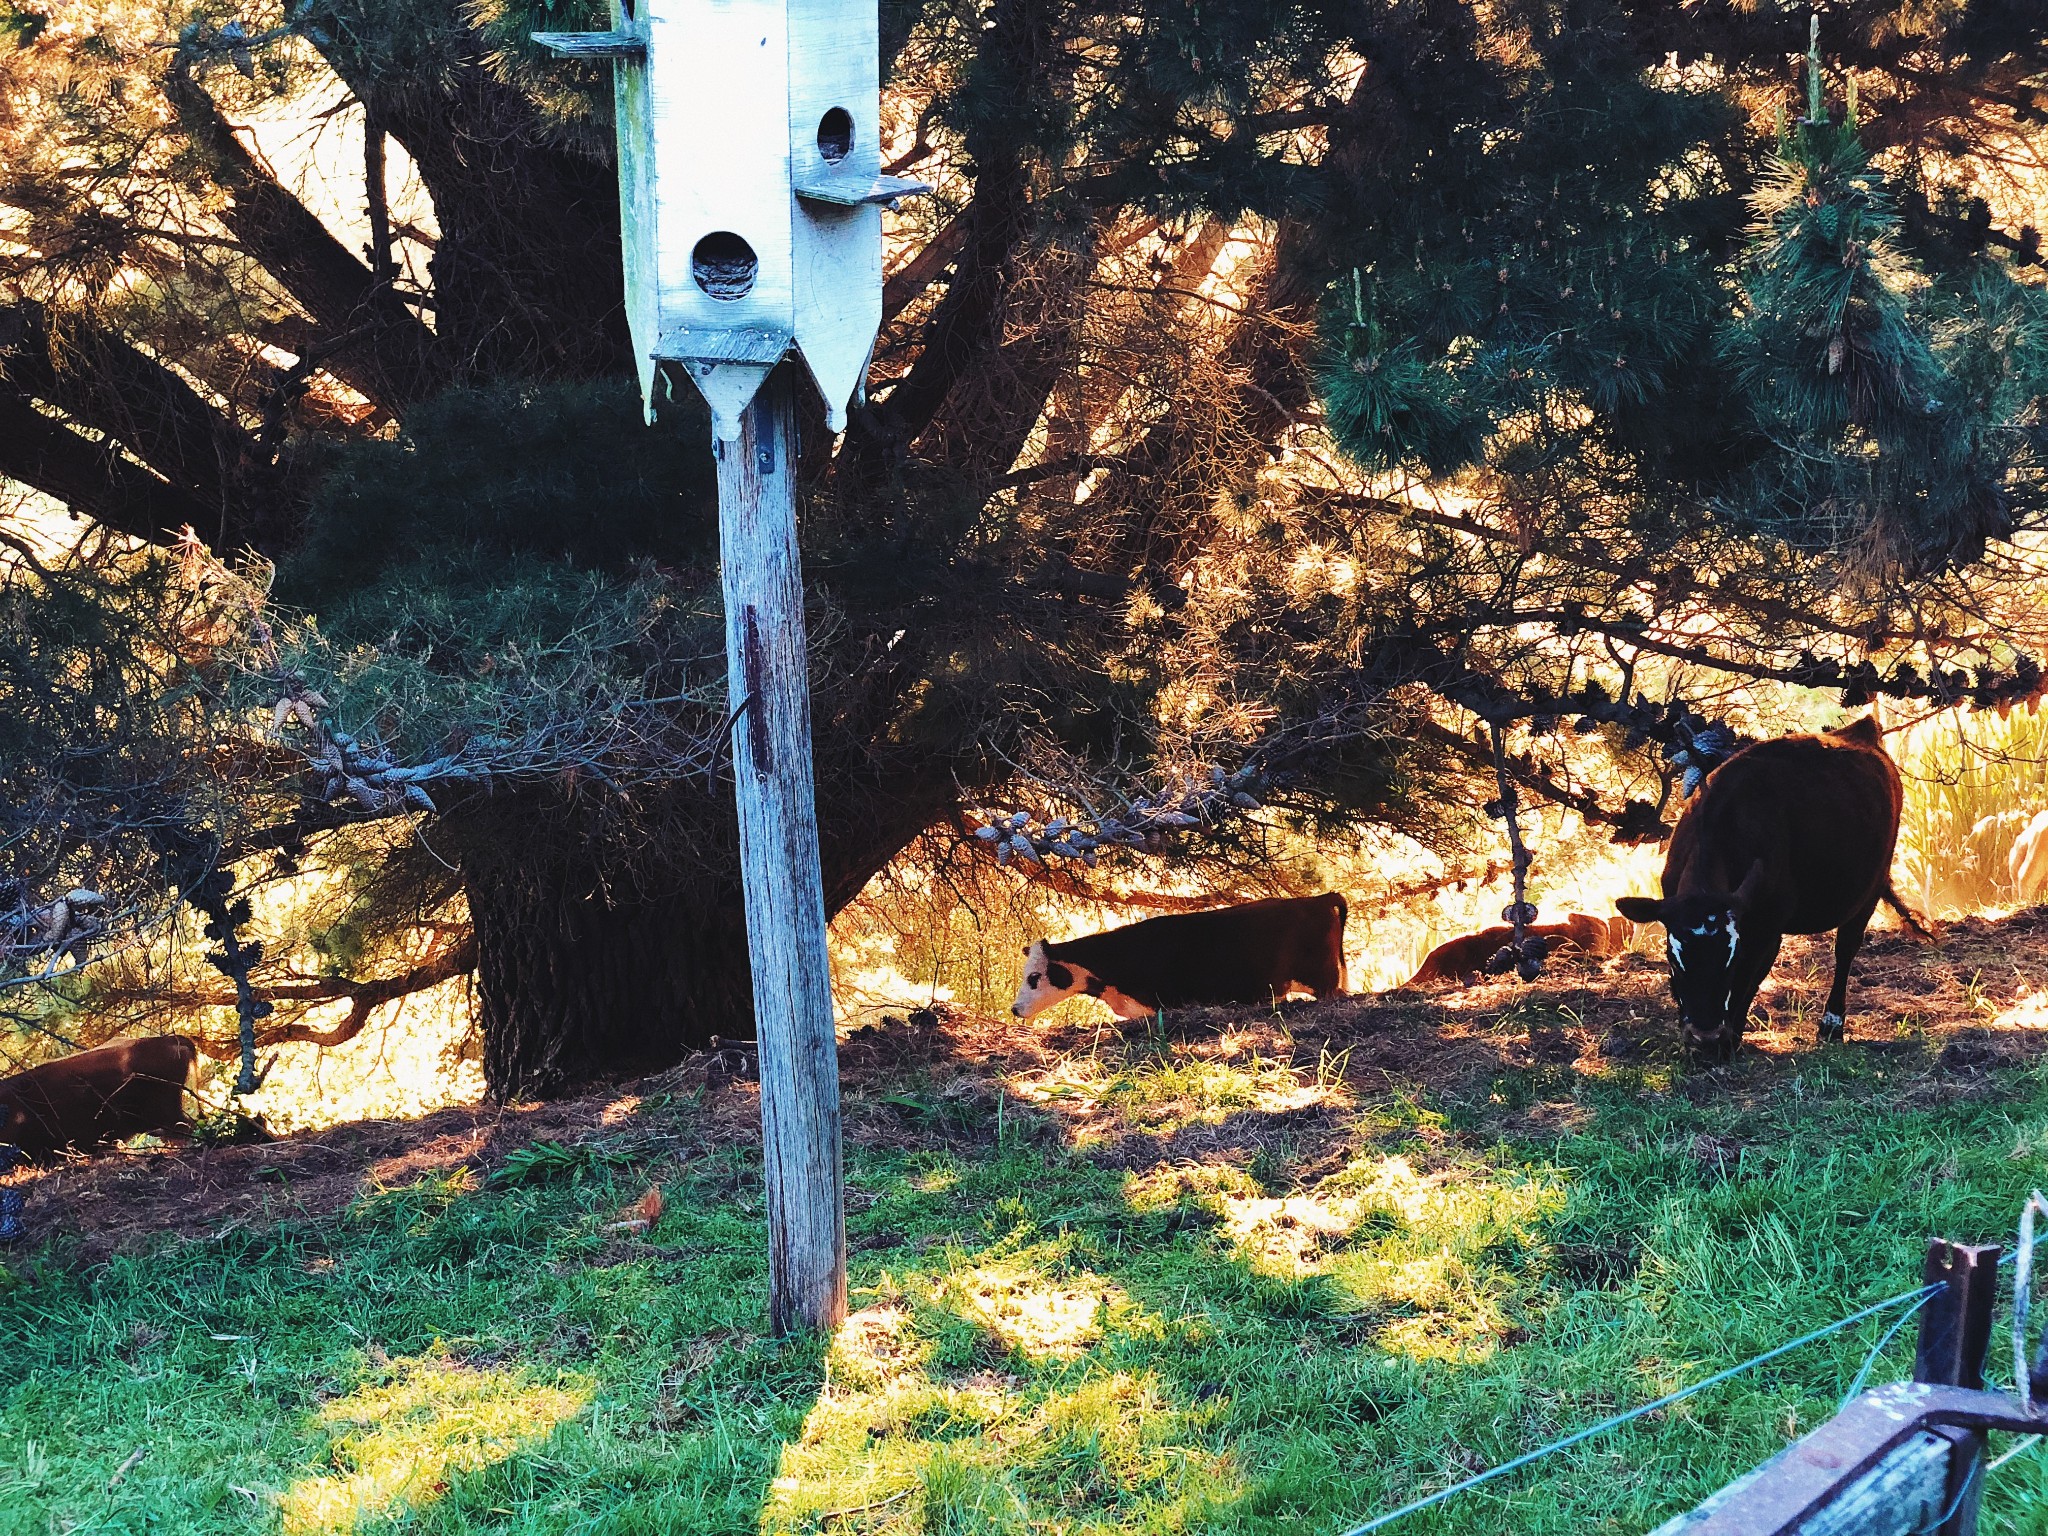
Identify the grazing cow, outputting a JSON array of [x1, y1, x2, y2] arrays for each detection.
[[1614, 717, 1923, 1061], [1011, 894, 1348, 1021], [0, 1035, 198, 1161], [1403, 911, 1620, 988]]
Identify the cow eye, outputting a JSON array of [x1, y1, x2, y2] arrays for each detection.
[[1027, 973, 1039, 987]]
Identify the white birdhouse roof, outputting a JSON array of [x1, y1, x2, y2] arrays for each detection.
[[537, 0, 928, 439]]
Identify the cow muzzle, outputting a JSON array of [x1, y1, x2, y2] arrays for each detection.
[[1680, 1016, 1740, 1064]]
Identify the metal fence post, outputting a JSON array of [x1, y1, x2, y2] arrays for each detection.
[[1915, 1239, 2003, 1536]]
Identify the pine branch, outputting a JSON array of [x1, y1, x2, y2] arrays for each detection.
[[163, 47, 437, 412], [1379, 499, 1897, 646], [181, 934, 476, 1054], [883, 211, 972, 322], [0, 399, 216, 544], [0, 301, 272, 546]]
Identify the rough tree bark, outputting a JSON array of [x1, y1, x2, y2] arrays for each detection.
[[462, 817, 754, 1100], [457, 739, 963, 1100]]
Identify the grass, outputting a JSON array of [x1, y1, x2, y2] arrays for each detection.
[[9, 1021, 2048, 1534], [1894, 703, 2048, 916]]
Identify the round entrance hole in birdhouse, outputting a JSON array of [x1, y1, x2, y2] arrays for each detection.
[[692, 231, 758, 301], [816, 107, 853, 164]]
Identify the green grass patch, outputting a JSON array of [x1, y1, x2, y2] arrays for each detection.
[[9, 1045, 2048, 1533]]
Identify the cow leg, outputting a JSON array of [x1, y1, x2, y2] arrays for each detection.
[[1820, 899, 1881, 1042], [1103, 988, 1158, 1022], [1731, 932, 1781, 1036], [1703, 932, 1781, 1063]]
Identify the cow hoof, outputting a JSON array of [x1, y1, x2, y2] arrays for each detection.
[[1819, 1012, 1845, 1042]]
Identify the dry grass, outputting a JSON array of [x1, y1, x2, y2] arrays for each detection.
[[1894, 703, 2048, 915]]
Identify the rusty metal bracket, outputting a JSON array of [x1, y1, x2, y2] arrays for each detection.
[[1678, 1383, 2048, 1535]]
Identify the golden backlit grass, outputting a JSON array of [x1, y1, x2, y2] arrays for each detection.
[[280, 1354, 588, 1534], [1893, 702, 2048, 916]]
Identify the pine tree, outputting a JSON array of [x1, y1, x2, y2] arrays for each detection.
[[1313, 34, 1731, 483], [5, 0, 2047, 1090], [1718, 23, 2041, 577], [1313, 12, 2048, 581]]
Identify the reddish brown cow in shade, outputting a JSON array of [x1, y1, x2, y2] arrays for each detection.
[[1614, 717, 1926, 1061], [0, 1035, 198, 1161], [1403, 912, 1619, 988], [1011, 894, 1348, 1020]]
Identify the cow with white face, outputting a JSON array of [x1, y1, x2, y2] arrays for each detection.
[[1013, 941, 1155, 1021], [1623, 874, 1763, 1062], [1615, 717, 1926, 1061], [1009, 894, 1349, 1022]]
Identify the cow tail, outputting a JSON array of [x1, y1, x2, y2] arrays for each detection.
[[1883, 881, 1935, 942]]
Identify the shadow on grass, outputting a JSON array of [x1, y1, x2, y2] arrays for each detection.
[[10, 915, 2048, 1533]]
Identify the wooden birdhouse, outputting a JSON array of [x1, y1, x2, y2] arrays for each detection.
[[538, 0, 925, 438]]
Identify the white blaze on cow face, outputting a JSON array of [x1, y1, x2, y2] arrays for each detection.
[[1013, 940, 1092, 1020], [1662, 907, 1747, 1043]]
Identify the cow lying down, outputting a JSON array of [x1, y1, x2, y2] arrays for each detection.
[[1403, 912, 1628, 988], [0, 1035, 197, 1161], [1012, 893, 1349, 1020]]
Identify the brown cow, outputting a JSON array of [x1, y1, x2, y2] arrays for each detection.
[[1403, 912, 1619, 988], [0, 1035, 198, 1160], [1614, 716, 1923, 1061], [1012, 894, 1348, 1020]]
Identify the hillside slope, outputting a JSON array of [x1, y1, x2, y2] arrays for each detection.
[[4, 910, 2048, 1535]]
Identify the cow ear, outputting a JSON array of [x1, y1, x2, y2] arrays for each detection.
[[1046, 962, 1073, 990], [1614, 896, 1663, 924], [1730, 859, 1764, 913]]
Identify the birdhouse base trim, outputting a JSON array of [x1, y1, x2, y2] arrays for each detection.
[[793, 174, 935, 208], [531, 30, 646, 58], [664, 357, 779, 443], [660, 327, 793, 367]]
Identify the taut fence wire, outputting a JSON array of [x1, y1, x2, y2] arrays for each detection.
[[1336, 1211, 2048, 1536]]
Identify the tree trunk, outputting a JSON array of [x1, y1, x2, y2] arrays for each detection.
[[463, 827, 753, 1100], [453, 722, 970, 1100]]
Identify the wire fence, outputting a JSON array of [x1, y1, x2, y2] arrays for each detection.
[[1335, 1217, 2048, 1536]]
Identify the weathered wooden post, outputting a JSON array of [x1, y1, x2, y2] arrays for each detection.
[[535, 0, 925, 1333]]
